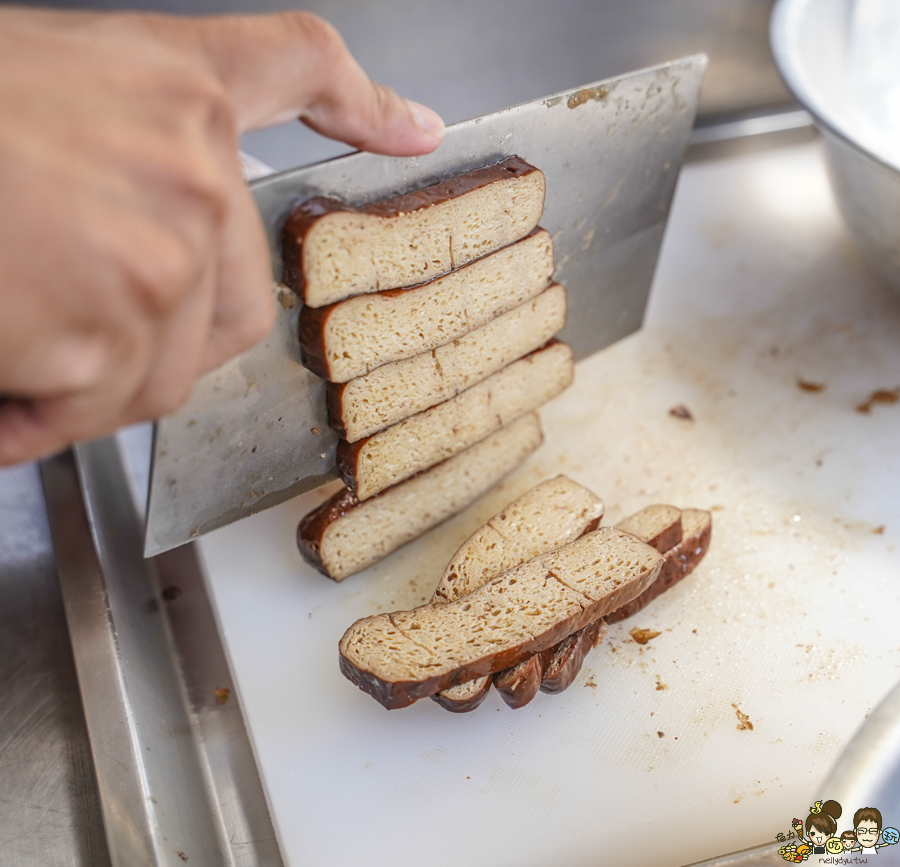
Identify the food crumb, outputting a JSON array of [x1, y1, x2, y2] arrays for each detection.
[[797, 379, 826, 393], [655, 677, 668, 691], [856, 387, 899, 414], [733, 703, 753, 731], [584, 676, 598, 689], [311, 428, 320, 434], [873, 525, 885, 535], [161, 586, 182, 601], [630, 627, 662, 645], [177, 853, 188, 862], [215, 688, 230, 706], [657, 731, 665, 738], [669, 404, 694, 421]]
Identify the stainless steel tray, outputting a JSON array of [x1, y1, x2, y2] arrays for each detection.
[[40, 439, 282, 867]]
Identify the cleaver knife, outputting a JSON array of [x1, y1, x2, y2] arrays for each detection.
[[145, 55, 707, 557]]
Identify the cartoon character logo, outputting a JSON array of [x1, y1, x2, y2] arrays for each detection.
[[825, 838, 843, 855], [840, 830, 857, 852], [776, 800, 899, 860], [804, 799, 841, 856], [848, 807, 900, 854]]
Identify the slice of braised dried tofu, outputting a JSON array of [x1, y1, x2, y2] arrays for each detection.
[[607, 508, 711, 624], [297, 414, 542, 581], [339, 528, 662, 710], [283, 156, 546, 307], [336, 341, 573, 501], [328, 284, 566, 442], [301, 228, 554, 384], [540, 618, 608, 695], [430, 476, 603, 713], [615, 504, 682, 553]]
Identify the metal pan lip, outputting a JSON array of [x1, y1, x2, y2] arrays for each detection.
[[770, 0, 900, 177]]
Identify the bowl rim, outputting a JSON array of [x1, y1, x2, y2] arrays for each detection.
[[770, 0, 900, 175]]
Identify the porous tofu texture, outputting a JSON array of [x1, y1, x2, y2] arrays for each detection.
[[431, 475, 603, 709], [332, 284, 566, 441], [339, 341, 573, 500], [339, 528, 663, 707], [606, 508, 711, 624], [435, 475, 604, 602], [615, 504, 683, 553], [302, 228, 554, 383], [312, 413, 542, 580], [296, 161, 545, 307]]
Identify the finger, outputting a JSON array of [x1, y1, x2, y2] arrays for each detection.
[[0, 399, 64, 465], [123, 247, 218, 422], [165, 12, 444, 155], [199, 156, 275, 375], [0, 257, 217, 466], [0, 360, 147, 465]]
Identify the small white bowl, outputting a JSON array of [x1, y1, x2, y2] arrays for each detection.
[[771, 0, 900, 294]]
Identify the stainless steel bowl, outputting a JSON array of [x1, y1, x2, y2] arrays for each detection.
[[771, 0, 900, 294]]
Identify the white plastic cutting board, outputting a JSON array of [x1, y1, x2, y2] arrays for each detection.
[[199, 141, 900, 867]]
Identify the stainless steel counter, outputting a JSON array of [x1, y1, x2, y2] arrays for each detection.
[[0, 463, 110, 867]]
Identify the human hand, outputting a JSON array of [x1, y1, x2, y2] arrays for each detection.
[[0, 8, 444, 465]]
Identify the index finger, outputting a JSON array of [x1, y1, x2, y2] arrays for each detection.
[[159, 12, 445, 156]]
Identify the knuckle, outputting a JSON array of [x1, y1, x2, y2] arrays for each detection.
[[279, 11, 344, 59], [174, 155, 232, 224], [120, 228, 201, 315]]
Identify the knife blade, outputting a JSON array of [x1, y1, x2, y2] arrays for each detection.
[[145, 54, 707, 557]]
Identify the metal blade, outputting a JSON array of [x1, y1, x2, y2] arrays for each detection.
[[145, 54, 707, 557]]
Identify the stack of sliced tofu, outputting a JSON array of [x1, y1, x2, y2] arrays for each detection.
[[281, 157, 574, 581]]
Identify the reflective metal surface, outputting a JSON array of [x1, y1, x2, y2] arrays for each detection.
[[146, 55, 707, 556], [683, 674, 900, 866], [682, 842, 785, 866], [823, 678, 900, 844], [819, 128, 900, 295], [40, 441, 282, 867], [0, 463, 110, 867], [771, 0, 900, 294]]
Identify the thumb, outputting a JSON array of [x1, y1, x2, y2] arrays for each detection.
[[185, 12, 444, 156]]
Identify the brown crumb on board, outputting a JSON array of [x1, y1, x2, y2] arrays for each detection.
[[797, 379, 826, 393], [856, 387, 899, 414], [669, 404, 694, 420], [177, 853, 188, 862], [733, 703, 754, 731], [630, 627, 662, 645], [655, 676, 668, 691], [584, 676, 598, 689], [657, 731, 665, 738], [161, 586, 182, 601], [873, 525, 886, 535], [215, 688, 230, 706]]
